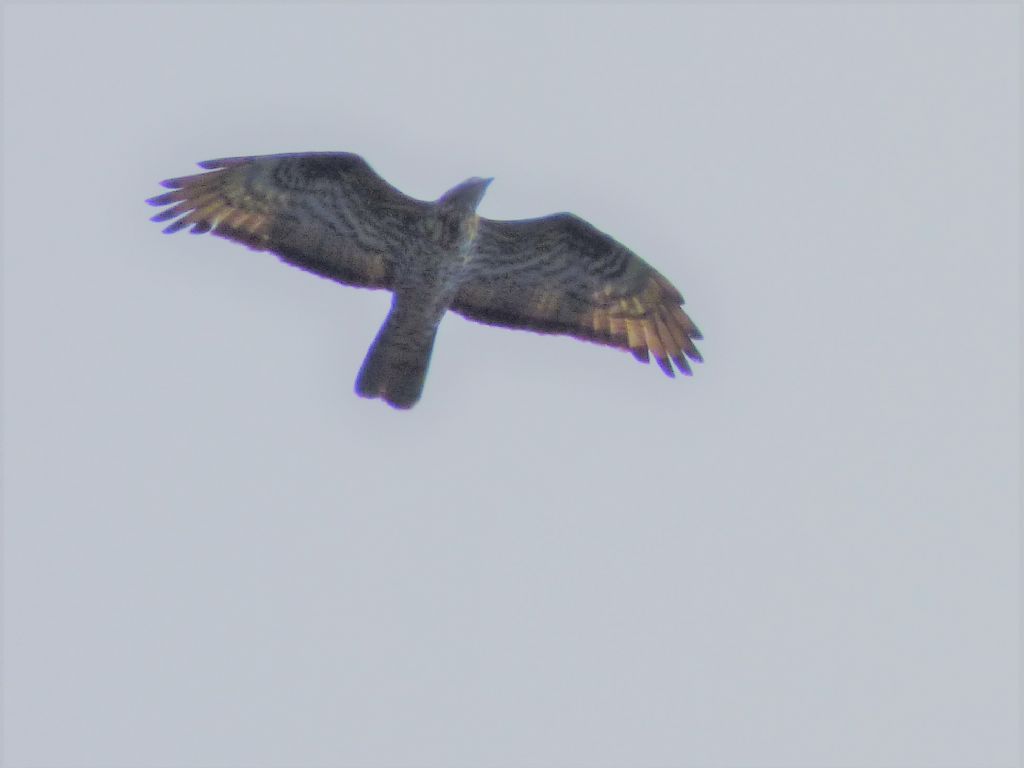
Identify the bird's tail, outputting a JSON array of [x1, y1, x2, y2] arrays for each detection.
[[355, 310, 438, 410]]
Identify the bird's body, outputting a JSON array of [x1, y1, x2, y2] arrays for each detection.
[[354, 177, 491, 407], [148, 152, 702, 409]]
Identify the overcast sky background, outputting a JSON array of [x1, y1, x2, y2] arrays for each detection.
[[3, 3, 1019, 767]]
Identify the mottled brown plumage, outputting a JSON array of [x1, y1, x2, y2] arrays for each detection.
[[147, 152, 702, 408]]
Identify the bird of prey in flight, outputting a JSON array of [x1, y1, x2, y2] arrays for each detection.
[[147, 152, 702, 409]]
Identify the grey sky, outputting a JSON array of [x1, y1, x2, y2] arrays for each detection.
[[3, 3, 1019, 767]]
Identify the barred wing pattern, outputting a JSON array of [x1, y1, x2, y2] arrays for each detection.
[[147, 153, 428, 289], [452, 214, 703, 376], [148, 152, 704, 406]]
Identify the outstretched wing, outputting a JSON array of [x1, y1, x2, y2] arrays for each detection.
[[146, 152, 428, 289], [452, 213, 702, 376]]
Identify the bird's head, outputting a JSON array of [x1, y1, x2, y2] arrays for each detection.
[[438, 176, 493, 214], [434, 177, 492, 249]]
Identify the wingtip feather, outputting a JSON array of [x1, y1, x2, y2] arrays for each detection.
[[671, 351, 693, 376], [162, 218, 190, 234], [197, 156, 247, 169]]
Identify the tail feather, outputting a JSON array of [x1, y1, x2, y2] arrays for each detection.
[[355, 320, 437, 410]]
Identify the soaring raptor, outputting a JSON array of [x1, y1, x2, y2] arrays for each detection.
[[147, 152, 702, 409]]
